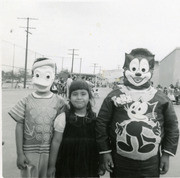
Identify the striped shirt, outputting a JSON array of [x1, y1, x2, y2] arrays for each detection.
[[9, 93, 65, 154]]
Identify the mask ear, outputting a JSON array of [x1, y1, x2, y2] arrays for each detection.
[[147, 55, 155, 69], [123, 53, 134, 70]]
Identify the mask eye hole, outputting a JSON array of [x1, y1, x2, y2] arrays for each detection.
[[129, 58, 139, 73], [46, 75, 50, 79], [141, 68, 146, 72], [132, 67, 136, 71], [140, 59, 149, 73], [36, 74, 39, 78]]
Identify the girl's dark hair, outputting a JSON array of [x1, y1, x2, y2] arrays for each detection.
[[69, 79, 93, 99], [67, 79, 95, 123]]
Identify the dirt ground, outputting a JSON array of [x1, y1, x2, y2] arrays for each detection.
[[1, 88, 180, 178]]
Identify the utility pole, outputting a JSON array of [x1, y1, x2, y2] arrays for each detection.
[[68, 49, 79, 73], [92, 63, 99, 74], [61, 57, 64, 71], [98, 66, 102, 74], [79, 58, 82, 73], [11, 44, 15, 88], [18, 17, 38, 88]]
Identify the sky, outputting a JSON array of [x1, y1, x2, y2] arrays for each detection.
[[1, 0, 180, 74]]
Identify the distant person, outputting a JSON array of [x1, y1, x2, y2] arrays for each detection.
[[96, 48, 179, 177], [82, 76, 95, 90], [72, 75, 77, 81], [168, 84, 175, 102], [156, 84, 163, 91], [93, 88, 99, 98], [56, 79, 64, 96], [174, 87, 180, 105], [163, 87, 168, 95], [8, 58, 65, 178], [66, 74, 73, 98], [47, 80, 104, 177]]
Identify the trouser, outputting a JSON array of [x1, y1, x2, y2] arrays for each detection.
[[21, 152, 49, 178], [110, 152, 160, 178]]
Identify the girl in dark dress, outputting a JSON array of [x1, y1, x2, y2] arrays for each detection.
[[47, 80, 100, 178]]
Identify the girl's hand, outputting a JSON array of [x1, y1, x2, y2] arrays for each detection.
[[160, 152, 170, 175], [102, 153, 114, 173], [17, 154, 29, 170], [98, 163, 106, 176], [47, 167, 56, 178]]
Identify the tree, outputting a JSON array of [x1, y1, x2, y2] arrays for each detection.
[[16, 69, 31, 82], [2, 71, 13, 81]]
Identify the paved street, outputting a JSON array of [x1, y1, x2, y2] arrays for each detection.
[[2, 88, 180, 178]]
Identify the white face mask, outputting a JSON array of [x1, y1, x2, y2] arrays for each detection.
[[32, 66, 55, 92], [125, 58, 152, 87]]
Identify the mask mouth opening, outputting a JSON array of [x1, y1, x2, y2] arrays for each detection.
[[33, 81, 51, 87], [32, 76, 54, 87], [133, 77, 144, 83], [34, 84, 51, 92], [34, 83, 49, 88]]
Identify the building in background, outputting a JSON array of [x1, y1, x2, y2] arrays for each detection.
[[151, 61, 160, 87], [102, 69, 124, 83], [152, 48, 180, 88]]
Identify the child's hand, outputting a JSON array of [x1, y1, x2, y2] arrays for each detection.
[[17, 154, 29, 170], [47, 167, 56, 178], [102, 153, 114, 173], [98, 163, 106, 176], [160, 152, 170, 175]]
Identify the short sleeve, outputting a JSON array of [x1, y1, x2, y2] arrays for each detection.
[[56, 95, 66, 115], [54, 112, 66, 132], [8, 98, 26, 123]]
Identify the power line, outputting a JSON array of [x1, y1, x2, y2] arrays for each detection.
[[1, 64, 31, 71], [2, 39, 44, 56], [46, 56, 71, 72]]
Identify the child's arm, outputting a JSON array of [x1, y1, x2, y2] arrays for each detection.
[[162, 100, 179, 155], [16, 122, 29, 169], [160, 98, 179, 174], [96, 94, 114, 153], [47, 131, 63, 177], [47, 112, 65, 177]]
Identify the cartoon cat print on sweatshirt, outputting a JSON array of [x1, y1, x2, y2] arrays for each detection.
[[115, 99, 161, 160]]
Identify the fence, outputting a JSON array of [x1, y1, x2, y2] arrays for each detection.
[[1, 40, 45, 88]]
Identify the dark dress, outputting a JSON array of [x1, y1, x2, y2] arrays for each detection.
[[55, 112, 99, 178]]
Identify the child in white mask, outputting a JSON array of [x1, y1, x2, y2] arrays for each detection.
[[8, 58, 65, 178]]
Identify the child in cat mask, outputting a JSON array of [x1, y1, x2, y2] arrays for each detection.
[[96, 48, 179, 177]]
